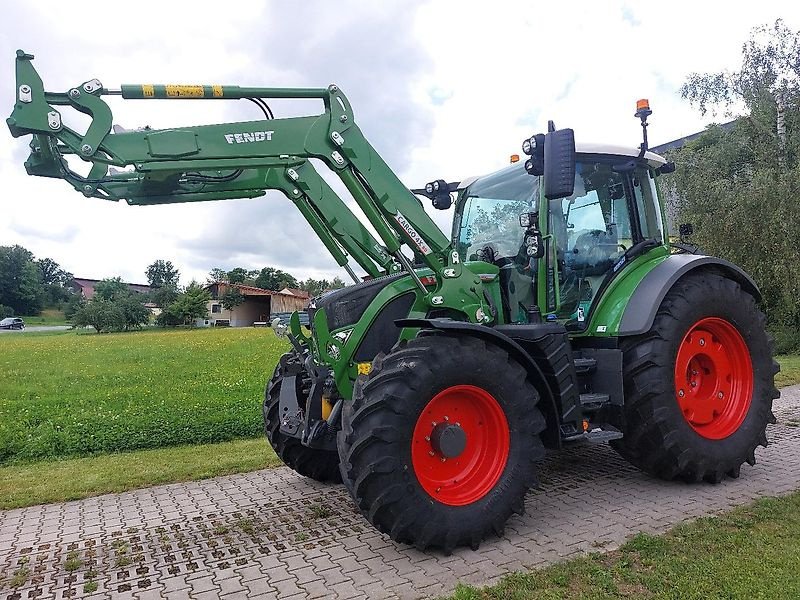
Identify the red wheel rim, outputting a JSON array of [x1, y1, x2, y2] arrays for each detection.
[[674, 317, 753, 440], [411, 385, 510, 506]]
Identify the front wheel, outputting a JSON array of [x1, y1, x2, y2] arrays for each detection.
[[263, 356, 341, 483], [338, 335, 545, 552], [611, 272, 779, 483]]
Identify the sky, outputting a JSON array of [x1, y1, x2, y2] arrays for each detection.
[[1, 1, 798, 286]]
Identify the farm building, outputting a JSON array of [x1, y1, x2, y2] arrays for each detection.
[[202, 282, 310, 327], [70, 277, 152, 300]]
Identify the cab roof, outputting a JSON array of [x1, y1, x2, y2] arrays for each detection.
[[458, 143, 667, 190]]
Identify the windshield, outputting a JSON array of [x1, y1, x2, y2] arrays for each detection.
[[455, 164, 539, 261]]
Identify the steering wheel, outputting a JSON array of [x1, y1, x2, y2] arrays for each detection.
[[571, 230, 623, 275]]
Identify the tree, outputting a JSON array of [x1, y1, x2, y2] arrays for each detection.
[[146, 260, 180, 289], [72, 299, 125, 333], [254, 267, 298, 291], [207, 268, 228, 284], [159, 282, 211, 326], [298, 276, 347, 297], [227, 267, 249, 284], [117, 294, 151, 330], [36, 258, 63, 285], [0, 245, 43, 315], [221, 287, 245, 312], [35, 257, 75, 307], [669, 19, 800, 329], [93, 277, 130, 301]]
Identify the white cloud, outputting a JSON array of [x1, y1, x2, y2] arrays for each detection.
[[1, 1, 798, 286]]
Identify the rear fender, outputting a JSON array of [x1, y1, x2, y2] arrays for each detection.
[[617, 255, 760, 336], [397, 318, 563, 448]]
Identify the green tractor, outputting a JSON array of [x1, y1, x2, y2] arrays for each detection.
[[8, 52, 778, 552]]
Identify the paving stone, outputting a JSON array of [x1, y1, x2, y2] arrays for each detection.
[[1, 389, 798, 599]]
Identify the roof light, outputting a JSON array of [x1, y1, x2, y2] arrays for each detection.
[[635, 98, 652, 120], [510, 154, 520, 163]]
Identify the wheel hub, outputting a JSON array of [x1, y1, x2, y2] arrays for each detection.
[[430, 422, 467, 458], [674, 317, 753, 440], [411, 385, 510, 506]]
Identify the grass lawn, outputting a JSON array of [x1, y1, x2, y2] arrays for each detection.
[[776, 354, 800, 388], [450, 491, 800, 600], [0, 327, 287, 463], [0, 438, 281, 510], [17, 309, 70, 327]]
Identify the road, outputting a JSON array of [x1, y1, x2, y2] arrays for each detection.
[[0, 325, 71, 333], [0, 387, 798, 599]]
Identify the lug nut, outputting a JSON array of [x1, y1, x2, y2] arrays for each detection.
[[428, 450, 435, 457], [718, 391, 724, 399], [440, 457, 446, 463], [679, 390, 685, 397], [424, 436, 430, 442], [699, 338, 706, 346]]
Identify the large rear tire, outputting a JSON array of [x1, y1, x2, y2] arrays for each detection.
[[338, 335, 545, 552], [611, 272, 779, 483], [263, 356, 341, 483]]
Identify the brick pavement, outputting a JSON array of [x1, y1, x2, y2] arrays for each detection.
[[1, 386, 798, 599]]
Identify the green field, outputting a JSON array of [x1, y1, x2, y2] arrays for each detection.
[[0, 327, 288, 464]]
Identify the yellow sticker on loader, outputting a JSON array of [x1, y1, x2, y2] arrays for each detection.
[[357, 362, 372, 375], [165, 85, 204, 98]]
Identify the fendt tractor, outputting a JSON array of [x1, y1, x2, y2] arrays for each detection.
[[8, 51, 779, 552]]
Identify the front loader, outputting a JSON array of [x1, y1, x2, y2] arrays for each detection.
[[8, 52, 779, 552]]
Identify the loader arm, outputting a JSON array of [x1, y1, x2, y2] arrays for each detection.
[[8, 50, 487, 321]]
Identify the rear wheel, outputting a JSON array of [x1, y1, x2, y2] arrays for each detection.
[[263, 356, 341, 483], [611, 272, 779, 482], [338, 335, 545, 552]]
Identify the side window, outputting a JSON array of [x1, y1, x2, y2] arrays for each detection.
[[633, 169, 664, 243]]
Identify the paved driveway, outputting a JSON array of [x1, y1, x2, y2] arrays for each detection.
[[1, 387, 798, 599]]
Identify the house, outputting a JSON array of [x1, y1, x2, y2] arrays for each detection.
[[202, 282, 310, 327], [70, 277, 152, 300], [278, 287, 311, 299]]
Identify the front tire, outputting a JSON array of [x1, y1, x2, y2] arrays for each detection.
[[263, 356, 341, 483], [611, 272, 779, 483], [338, 335, 545, 552]]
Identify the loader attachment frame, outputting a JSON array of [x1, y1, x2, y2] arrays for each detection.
[[8, 49, 490, 319]]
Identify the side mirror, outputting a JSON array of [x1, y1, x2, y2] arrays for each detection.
[[657, 161, 676, 175], [543, 128, 576, 200]]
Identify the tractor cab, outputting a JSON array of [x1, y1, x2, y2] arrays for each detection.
[[453, 144, 668, 328]]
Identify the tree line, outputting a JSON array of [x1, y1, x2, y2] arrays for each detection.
[[0, 250, 346, 333], [664, 19, 800, 350]]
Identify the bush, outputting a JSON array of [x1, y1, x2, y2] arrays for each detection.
[[769, 327, 800, 355], [0, 305, 14, 319]]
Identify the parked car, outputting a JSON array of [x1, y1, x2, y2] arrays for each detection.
[[270, 311, 310, 327], [0, 317, 25, 330]]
